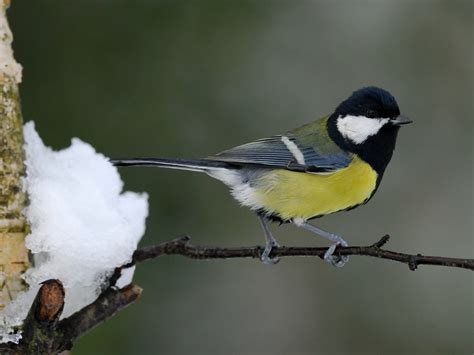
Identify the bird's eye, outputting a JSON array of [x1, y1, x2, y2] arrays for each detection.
[[366, 110, 378, 118]]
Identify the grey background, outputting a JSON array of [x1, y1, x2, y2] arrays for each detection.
[[10, 0, 473, 354]]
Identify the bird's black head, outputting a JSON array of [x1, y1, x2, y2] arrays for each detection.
[[335, 86, 401, 119], [328, 86, 412, 177]]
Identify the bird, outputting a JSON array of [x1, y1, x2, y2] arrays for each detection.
[[111, 86, 412, 266]]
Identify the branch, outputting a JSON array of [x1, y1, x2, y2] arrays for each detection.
[[0, 281, 142, 353], [1, 236, 470, 353], [125, 235, 473, 271], [21, 280, 65, 353], [56, 284, 142, 351]]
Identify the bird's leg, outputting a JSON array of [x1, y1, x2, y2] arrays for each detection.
[[258, 216, 280, 265], [295, 221, 349, 267]]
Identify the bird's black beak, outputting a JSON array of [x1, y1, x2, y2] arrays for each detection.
[[391, 115, 413, 126]]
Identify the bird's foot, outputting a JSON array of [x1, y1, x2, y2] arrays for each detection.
[[261, 240, 280, 265], [324, 241, 349, 267], [258, 216, 280, 265], [296, 222, 350, 267]]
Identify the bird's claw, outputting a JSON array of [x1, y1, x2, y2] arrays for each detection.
[[261, 241, 280, 265], [324, 241, 349, 267]]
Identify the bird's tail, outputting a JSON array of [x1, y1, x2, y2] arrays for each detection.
[[110, 157, 232, 172]]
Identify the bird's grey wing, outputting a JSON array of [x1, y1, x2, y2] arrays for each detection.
[[207, 134, 351, 173]]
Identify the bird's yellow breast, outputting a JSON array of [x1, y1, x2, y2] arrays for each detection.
[[255, 156, 378, 221]]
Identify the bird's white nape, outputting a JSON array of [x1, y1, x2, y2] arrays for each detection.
[[336, 115, 389, 144]]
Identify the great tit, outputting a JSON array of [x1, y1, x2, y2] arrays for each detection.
[[112, 86, 412, 266]]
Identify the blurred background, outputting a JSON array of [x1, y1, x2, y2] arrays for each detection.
[[9, 0, 473, 354]]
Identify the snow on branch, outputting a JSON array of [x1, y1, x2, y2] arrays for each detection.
[[0, 123, 148, 343]]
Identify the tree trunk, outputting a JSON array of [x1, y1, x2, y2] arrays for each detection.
[[0, 0, 29, 311]]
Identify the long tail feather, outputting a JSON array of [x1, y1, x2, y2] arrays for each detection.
[[110, 157, 231, 172]]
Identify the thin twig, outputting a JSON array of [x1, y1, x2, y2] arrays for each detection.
[[124, 235, 473, 271]]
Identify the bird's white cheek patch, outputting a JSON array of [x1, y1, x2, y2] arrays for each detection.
[[336, 115, 389, 144]]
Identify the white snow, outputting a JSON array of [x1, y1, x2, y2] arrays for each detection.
[[0, 122, 148, 343]]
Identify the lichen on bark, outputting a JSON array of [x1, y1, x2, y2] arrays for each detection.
[[0, 0, 29, 311]]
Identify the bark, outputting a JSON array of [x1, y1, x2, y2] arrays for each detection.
[[0, 0, 29, 311]]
